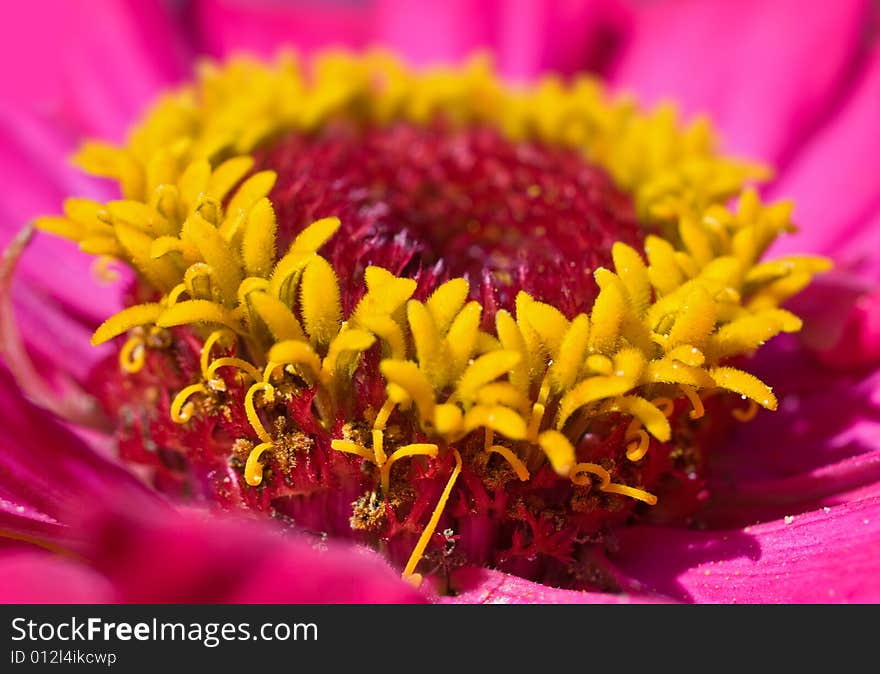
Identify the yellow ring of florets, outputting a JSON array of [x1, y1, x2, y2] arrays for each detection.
[[36, 50, 830, 515]]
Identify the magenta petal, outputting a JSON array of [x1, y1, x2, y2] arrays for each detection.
[[769, 49, 880, 262], [439, 566, 670, 604], [0, 0, 188, 140], [190, 0, 370, 59], [0, 551, 117, 603], [85, 507, 426, 604], [372, 0, 629, 80], [611, 0, 872, 163], [614, 497, 880, 603], [0, 366, 155, 546]]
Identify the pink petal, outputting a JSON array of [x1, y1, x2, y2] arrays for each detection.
[[769, 48, 880, 262], [710, 338, 880, 484], [372, 0, 630, 80], [439, 566, 670, 603], [192, 0, 630, 80], [0, 366, 154, 547], [613, 496, 880, 603], [0, 109, 124, 326], [83, 506, 426, 604], [0, 551, 117, 603], [189, 0, 371, 59], [611, 0, 873, 163], [0, 0, 189, 141]]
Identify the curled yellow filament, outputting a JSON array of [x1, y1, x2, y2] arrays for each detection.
[[200, 329, 236, 380], [624, 426, 650, 462], [651, 396, 675, 417], [170, 383, 208, 423], [732, 397, 759, 422], [487, 445, 530, 481], [119, 335, 146, 373], [245, 381, 275, 443], [245, 442, 274, 486], [166, 282, 188, 307], [402, 449, 462, 587], [206, 357, 262, 383], [569, 462, 657, 505], [380, 443, 438, 495], [679, 384, 705, 419]]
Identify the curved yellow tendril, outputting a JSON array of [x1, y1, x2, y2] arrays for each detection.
[[118, 335, 146, 373], [487, 445, 530, 481], [380, 443, 438, 495], [245, 381, 275, 443], [92, 255, 121, 284], [206, 356, 262, 383], [732, 397, 759, 422], [245, 441, 274, 486], [166, 282, 188, 306], [402, 448, 462, 587], [569, 462, 657, 505], [200, 329, 236, 379], [679, 384, 705, 420], [170, 383, 207, 423]]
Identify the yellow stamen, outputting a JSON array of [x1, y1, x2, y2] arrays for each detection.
[[732, 397, 759, 422], [679, 384, 705, 419], [245, 381, 275, 443], [118, 335, 146, 373], [402, 449, 462, 586], [245, 441, 274, 486], [170, 383, 207, 423]]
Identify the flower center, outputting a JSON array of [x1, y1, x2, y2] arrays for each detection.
[[255, 119, 643, 319], [25, 52, 830, 592]]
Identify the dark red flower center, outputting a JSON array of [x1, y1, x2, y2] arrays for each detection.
[[256, 119, 643, 319], [92, 119, 716, 592]]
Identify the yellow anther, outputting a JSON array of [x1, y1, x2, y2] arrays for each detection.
[[118, 335, 146, 373], [244, 442, 274, 486], [487, 445, 530, 481], [170, 383, 207, 423], [732, 397, 759, 422], [380, 443, 438, 495], [206, 357, 262, 383], [402, 449, 462, 585], [679, 384, 705, 419], [245, 381, 275, 443]]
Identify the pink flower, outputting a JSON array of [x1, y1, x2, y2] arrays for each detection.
[[1, 0, 879, 604]]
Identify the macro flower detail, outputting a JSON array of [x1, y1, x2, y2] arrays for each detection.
[[11, 49, 833, 593]]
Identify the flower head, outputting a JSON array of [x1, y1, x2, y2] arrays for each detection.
[[1, 0, 879, 603]]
